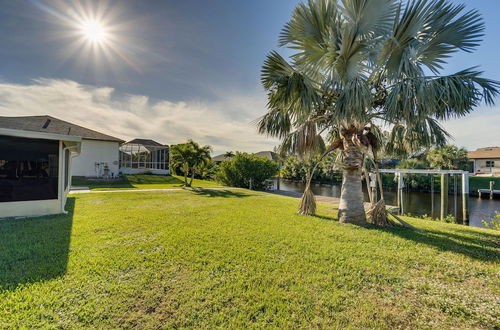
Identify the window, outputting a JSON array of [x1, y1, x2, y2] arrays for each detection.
[[0, 136, 59, 202], [486, 160, 495, 168]]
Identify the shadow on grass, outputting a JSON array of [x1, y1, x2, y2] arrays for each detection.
[[0, 198, 75, 291], [372, 224, 500, 262], [189, 189, 251, 198]]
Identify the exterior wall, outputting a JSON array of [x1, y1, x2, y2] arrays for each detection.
[[0, 199, 61, 218], [472, 158, 500, 176], [72, 139, 120, 177]]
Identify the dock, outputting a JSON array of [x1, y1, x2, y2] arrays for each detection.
[[478, 189, 500, 199]]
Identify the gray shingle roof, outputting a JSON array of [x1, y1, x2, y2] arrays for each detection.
[[0, 115, 124, 143], [124, 138, 166, 147]]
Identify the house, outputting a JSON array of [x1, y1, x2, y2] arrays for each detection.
[[467, 147, 500, 176], [0, 116, 124, 178], [212, 151, 278, 164], [212, 153, 233, 164], [0, 124, 81, 218], [119, 139, 170, 175], [253, 151, 279, 162]]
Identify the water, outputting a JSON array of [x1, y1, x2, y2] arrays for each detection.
[[278, 180, 500, 228]]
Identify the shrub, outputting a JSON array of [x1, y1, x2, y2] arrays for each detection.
[[216, 153, 278, 190], [482, 212, 500, 230]]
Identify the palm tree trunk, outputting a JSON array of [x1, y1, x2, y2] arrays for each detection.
[[338, 144, 367, 225], [298, 171, 316, 215], [182, 163, 189, 186], [189, 168, 195, 187]]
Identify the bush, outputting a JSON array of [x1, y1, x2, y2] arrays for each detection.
[[482, 212, 500, 230], [216, 153, 278, 190]]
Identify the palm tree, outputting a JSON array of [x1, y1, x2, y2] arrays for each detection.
[[188, 142, 212, 186], [171, 140, 212, 187], [223, 151, 235, 160], [258, 0, 499, 224], [170, 143, 194, 186]]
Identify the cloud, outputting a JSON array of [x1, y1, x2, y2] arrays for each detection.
[[0, 78, 497, 155], [442, 106, 500, 150], [0, 78, 278, 155]]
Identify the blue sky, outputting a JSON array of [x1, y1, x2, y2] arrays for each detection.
[[0, 0, 498, 154]]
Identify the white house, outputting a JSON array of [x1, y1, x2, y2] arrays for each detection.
[[0, 126, 81, 218], [0, 116, 124, 178], [468, 147, 500, 176]]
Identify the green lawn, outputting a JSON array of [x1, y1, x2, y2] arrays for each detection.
[[0, 190, 498, 328], [72, 174, 223, 190]]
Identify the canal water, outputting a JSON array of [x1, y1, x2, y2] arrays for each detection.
[[279, 180, 500, 228]]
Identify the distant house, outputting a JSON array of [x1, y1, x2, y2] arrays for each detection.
[[119, 139, 170, 175], [212, 151, 278, 164], [0, 116, 124, 178], [253, 151, 279, 162], [468, 147, 500, 176], [0, 121, 81, 218]]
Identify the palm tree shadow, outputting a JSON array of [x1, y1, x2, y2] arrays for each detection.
[[189, 189, 251, 198], [372, 225, 499, 262], [0, 198, 75, 291]]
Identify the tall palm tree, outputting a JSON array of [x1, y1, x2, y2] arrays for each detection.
[[258, 0, 499, 224]]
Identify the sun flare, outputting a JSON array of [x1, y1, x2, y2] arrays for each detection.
[[80, 20, 107, 43]]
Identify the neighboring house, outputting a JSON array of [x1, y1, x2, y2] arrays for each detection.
[[212, 154, 233, 164], [0, 124, 81, 218], [467, 147, 500, 176], [0, 116, 124, 178], [212, 151, 278, 164], [253, 151, 279, 162], [119, 139, 170, 175]]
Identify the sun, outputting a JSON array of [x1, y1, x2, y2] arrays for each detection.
[[80, 20, 107, 43]]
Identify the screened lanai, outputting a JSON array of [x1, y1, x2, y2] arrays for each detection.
[[119, 139, 170, 175]]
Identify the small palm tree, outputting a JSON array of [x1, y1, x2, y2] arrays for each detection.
[[170, 143, 194, 186], [171, 140, 212, 187], [258, 0, 499, 224], [188, 142, 212, 186]]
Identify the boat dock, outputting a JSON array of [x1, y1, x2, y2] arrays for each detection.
[[478, 189, 500, 199]]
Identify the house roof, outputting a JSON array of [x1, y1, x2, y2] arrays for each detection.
[[124, 138, 166, 147], [0, 115, 124, 143], [212, 154, 233, 162], [253, 151, 278, 161], [467, 147, 500, 159], [212, 151, 278, 162]]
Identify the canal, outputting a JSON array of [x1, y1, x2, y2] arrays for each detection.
[[279, 180, 500, 228]]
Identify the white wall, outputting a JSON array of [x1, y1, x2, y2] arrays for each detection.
[[473, 158, 500, 176], [72, 139, 120, 177]]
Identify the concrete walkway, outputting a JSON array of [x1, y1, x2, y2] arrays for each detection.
[[69, 187, 244, 194]]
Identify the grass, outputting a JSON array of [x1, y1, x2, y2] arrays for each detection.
[[72, 174, 223, 190], [0, 190, 498, 328]]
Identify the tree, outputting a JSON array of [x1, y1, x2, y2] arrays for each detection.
[[217, 153, 278, 190], [223, 151, 235, 159], [258, 0, 499, 224], [170, 140, 212, 187], [426, 145, 468, 170]]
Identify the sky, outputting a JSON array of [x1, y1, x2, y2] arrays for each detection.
[[0, 0, 499, 155]]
